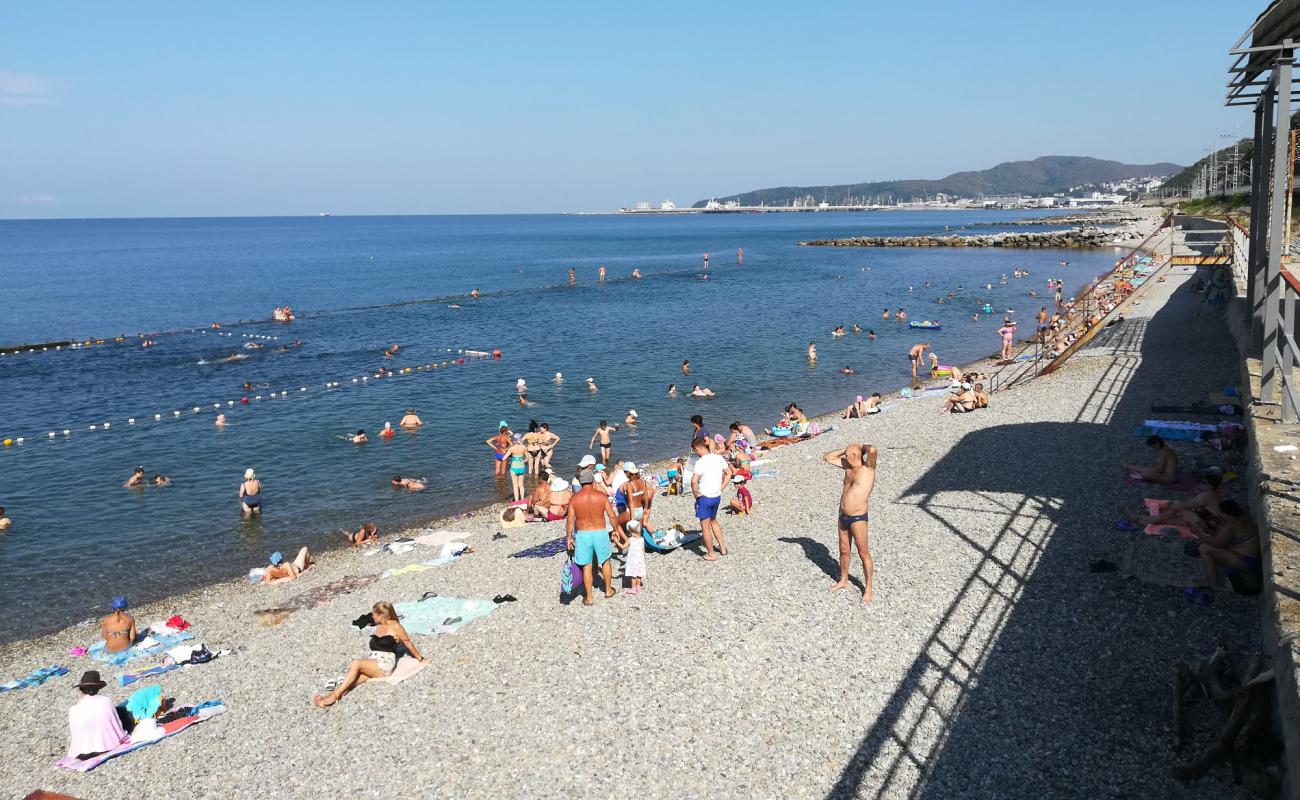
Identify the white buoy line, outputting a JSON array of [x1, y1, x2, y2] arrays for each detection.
[[0, 348, 497, 451]]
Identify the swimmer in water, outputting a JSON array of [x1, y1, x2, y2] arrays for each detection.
[[348, 429, 367, 444], [391, 476, 426, 491], [851, 324, 862, 333], [598, 265, 607, 283], [896, 309, 907, 321], [569, 267, 576, 286], [631, 268, 642, 279], [667, 383, 677, 397], [625, 409, 638, 426], [151, 473, 170, 487], [244, 342, 263, 350], [868, 330, 876, 340], [882, 309, 890, 320], [399, 409, 422, 428], [689, 384, 716, 398], [586, 377, 598, 393], [124, 466, 146, 488], [215, 413, 227, 428], [448, 303, 461, 309], [839, 366, 855, 375], [808, 341, 817, 361], [553, 372, 563, 384], [470, 288, 479, 299], [242, 382, 254, 391], [682, 360, 690, 375]]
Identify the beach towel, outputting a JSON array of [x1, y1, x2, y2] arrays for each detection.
[[393, 596, 498, 636], [89, 632, 194, 667], [413, 529, 475, 548], [509, 537, 568, 559], [370, 657, 428, 686], [1122, 534, 1219, 588], [54, 702, 227, 772], [0, 664, 68, 693], [117, 663, 183, 687], [382, 563, 433, 578], [1142, 419, 1220, 432], [1143, 498, 1195, 540], [1131, 426, 1205, 442], [254, 573, 381, 626]]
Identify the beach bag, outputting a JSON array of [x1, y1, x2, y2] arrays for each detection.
[[560, 558, 581, 595], [808, 422, 821, 436]]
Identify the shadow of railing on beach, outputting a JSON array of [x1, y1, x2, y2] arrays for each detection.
[[824, 282, 1246, 799], [779, 536, 866, 594]]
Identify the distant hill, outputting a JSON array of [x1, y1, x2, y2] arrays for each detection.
[[692, 156, 1183, 207]]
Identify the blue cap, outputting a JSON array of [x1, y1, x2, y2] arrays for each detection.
[[111, 596, 128, 611], [498, 420, 508, 429], [269, 551, 284, 566]]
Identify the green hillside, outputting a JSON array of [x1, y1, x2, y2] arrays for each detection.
[[693, 156, 1182, 207]]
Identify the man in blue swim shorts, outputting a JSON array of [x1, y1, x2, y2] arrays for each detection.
[[690, 438, 733, 561], [566, 469, 625, 605]]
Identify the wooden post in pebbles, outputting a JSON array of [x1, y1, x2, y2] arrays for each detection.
[[1170, 642, 1278, 786]]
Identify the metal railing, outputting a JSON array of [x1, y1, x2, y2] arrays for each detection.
[[988, 214, 1171, 392], [1264, 262, 1300, 421]]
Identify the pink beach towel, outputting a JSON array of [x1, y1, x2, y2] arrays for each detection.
[[1142, 499, 1195, 540], [54, 703, 227, 772]]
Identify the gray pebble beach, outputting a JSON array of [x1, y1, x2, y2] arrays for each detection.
[[0, 230, 1255, 799]]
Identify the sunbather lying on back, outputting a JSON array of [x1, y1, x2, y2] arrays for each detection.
[[1123, 435, 1178, 485]]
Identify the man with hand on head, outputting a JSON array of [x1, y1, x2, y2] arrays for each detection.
[[823, 442, 879, 605]]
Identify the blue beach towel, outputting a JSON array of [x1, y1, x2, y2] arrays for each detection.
[[394, 596, 498, 635], [1132, 426, 1205, 442], [89, 632, 194, 667], [0, 664, 68, 693], [508, 537, 568, 559], [118, 662, 183, 687]]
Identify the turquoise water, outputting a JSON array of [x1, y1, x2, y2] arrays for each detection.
[[0, 210, 1121, 640]]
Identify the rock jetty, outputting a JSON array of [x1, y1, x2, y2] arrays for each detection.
[[801, 226, 1114, 248]]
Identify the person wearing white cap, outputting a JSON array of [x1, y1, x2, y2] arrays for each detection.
[[586, 377, 598, 393], [553, 372, 563, 383], [543, 474, 573, 520], [618, 461, 653, 595], [573, 454, 597, 492], [624, 409, 638, 426], [944, 382, 978, 414], [240, 468, 262, 516]]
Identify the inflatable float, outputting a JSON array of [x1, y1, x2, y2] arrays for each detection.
[[908, 321, 942, 330]]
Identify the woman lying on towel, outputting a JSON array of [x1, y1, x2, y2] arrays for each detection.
[[314, 602, 428, 708]]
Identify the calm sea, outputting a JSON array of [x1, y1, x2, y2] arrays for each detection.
[[0, 210, 1121, 640]]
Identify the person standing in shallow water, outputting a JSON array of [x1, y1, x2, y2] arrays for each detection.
[[823, 443, 878, 605], [569, 267, 576, 287]]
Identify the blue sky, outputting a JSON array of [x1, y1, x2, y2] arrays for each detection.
[[0, 1, 1256, 217]]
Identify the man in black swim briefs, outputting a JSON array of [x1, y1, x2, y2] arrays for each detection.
[[823, 443, 878, 605]]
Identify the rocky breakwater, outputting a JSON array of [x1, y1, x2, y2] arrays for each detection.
[[801, 226, 1115, 249]]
